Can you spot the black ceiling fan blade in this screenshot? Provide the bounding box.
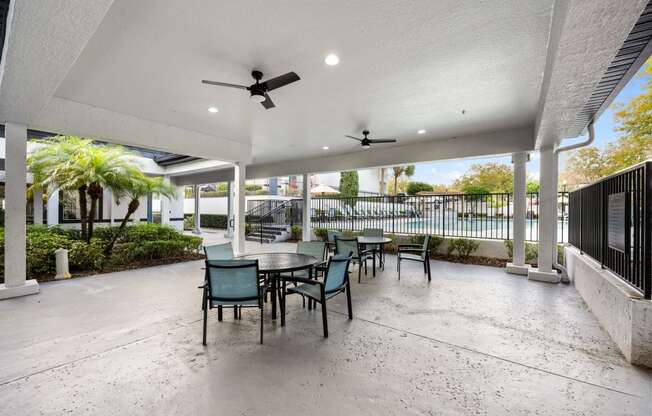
[202,80,248,90]
[368,139,397,144]
[261,93,276,109]
[261,72,300,91]
[345,135,363,142]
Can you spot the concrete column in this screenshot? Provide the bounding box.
[193,184,201,234]
[234,163,246,255]
[226,181,234,238]
[0,123,39,299]
[506,152,530,275]
[33,188,43,225]
[302,173,311,241]
[160,176,171,225]
[528,147,560,283]
[146,193,153,223]
[46,188,59,226]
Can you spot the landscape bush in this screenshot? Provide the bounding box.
[0,223,202,282]
[314,228,329,241]
[446,238,480,258]
[503,240,538,264]
[290,225,302,240]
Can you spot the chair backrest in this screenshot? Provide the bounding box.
[205,260,260,302]
[327,229,342,243]
[335,236,359,257]
[363,228,383,237]
[421,235,431,259]
[204,242,234,260]
[324,254,352,293]
[296,241,327,261]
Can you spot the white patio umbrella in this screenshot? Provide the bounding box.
[310,184,340,195]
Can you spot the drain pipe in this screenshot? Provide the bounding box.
[553,121,596,283]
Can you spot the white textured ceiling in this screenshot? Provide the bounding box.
[54,0,554,164]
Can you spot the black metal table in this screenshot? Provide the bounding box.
[236,252,320,320]
[357,236,393,272]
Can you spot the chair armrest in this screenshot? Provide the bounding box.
[283,276,324,286]
[398,248,426,255]
[397,244,422,249]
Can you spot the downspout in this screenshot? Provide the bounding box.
[553,121,596,283]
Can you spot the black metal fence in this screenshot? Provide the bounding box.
[311,192,569,243]
[568,161,651,299]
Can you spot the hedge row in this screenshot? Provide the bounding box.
[0,224,202,282]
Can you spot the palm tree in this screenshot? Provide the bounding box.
[28,136,142,242]
[104,175,175,255]
[391,165,415,195]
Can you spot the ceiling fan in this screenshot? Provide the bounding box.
[202,70,300,109]
[345,130,397,150]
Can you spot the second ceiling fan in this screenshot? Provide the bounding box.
[346,130,397,150]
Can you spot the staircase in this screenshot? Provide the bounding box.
[245,198,303,244]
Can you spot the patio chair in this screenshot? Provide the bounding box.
[280,241,328,307]
[335,235,373,282]
[201,260,266,345]
[283,254,353,337]
[363,228,385,265]
[203,242,234,260]
[397,235,431,281]
[326,229,342,253]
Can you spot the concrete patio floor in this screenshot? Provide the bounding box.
[1,235,651,415]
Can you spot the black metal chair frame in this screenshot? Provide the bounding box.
[397,236,432,281]
[281,254,353,337]
[334,236,374,282]
[200,260,266,345]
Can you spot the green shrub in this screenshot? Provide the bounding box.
[200,214,228,229]
[69,239,105,271]
[184,215,195,230]
[410,235,444,254]
[447,238,480,258]
[290,225,302,240]
[245,223,252,235]
[26,229,72,277]
[314,228,328,241]
[504,240,538,264]
[93,226,123,243]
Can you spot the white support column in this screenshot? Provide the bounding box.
[528,147,560,283]
[193,184,201,234]
[46,188,59,226]
[160,176,171,225]
[225,181,234,238]
[0,123,39,299]
[33,189,43,225]
[233,163,247,255]
[302,173,311,241]
[506,152,530,275]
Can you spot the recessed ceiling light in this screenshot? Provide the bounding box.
[208,107,219,113]
[418,129,426,134]
[322,146,329,150]
[324,54,340,66]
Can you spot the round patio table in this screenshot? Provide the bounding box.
[357,236,393,272]
[236,252,320,320]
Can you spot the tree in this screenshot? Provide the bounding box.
[391,165,415,195]
[28,136,142,242]
[105,175,175,254]
[339,171,359,206]
[526,180,540,193]
[406,181,433,195]
[453,163,513,193]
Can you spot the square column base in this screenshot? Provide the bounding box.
[0,279,40,300]
[528,268,560,283]
[505,262,532,276]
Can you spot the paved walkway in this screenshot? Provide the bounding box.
[0,234,650,415]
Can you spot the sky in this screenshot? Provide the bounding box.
[408,64,649,186]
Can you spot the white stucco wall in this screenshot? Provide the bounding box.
[565,246,652,368]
